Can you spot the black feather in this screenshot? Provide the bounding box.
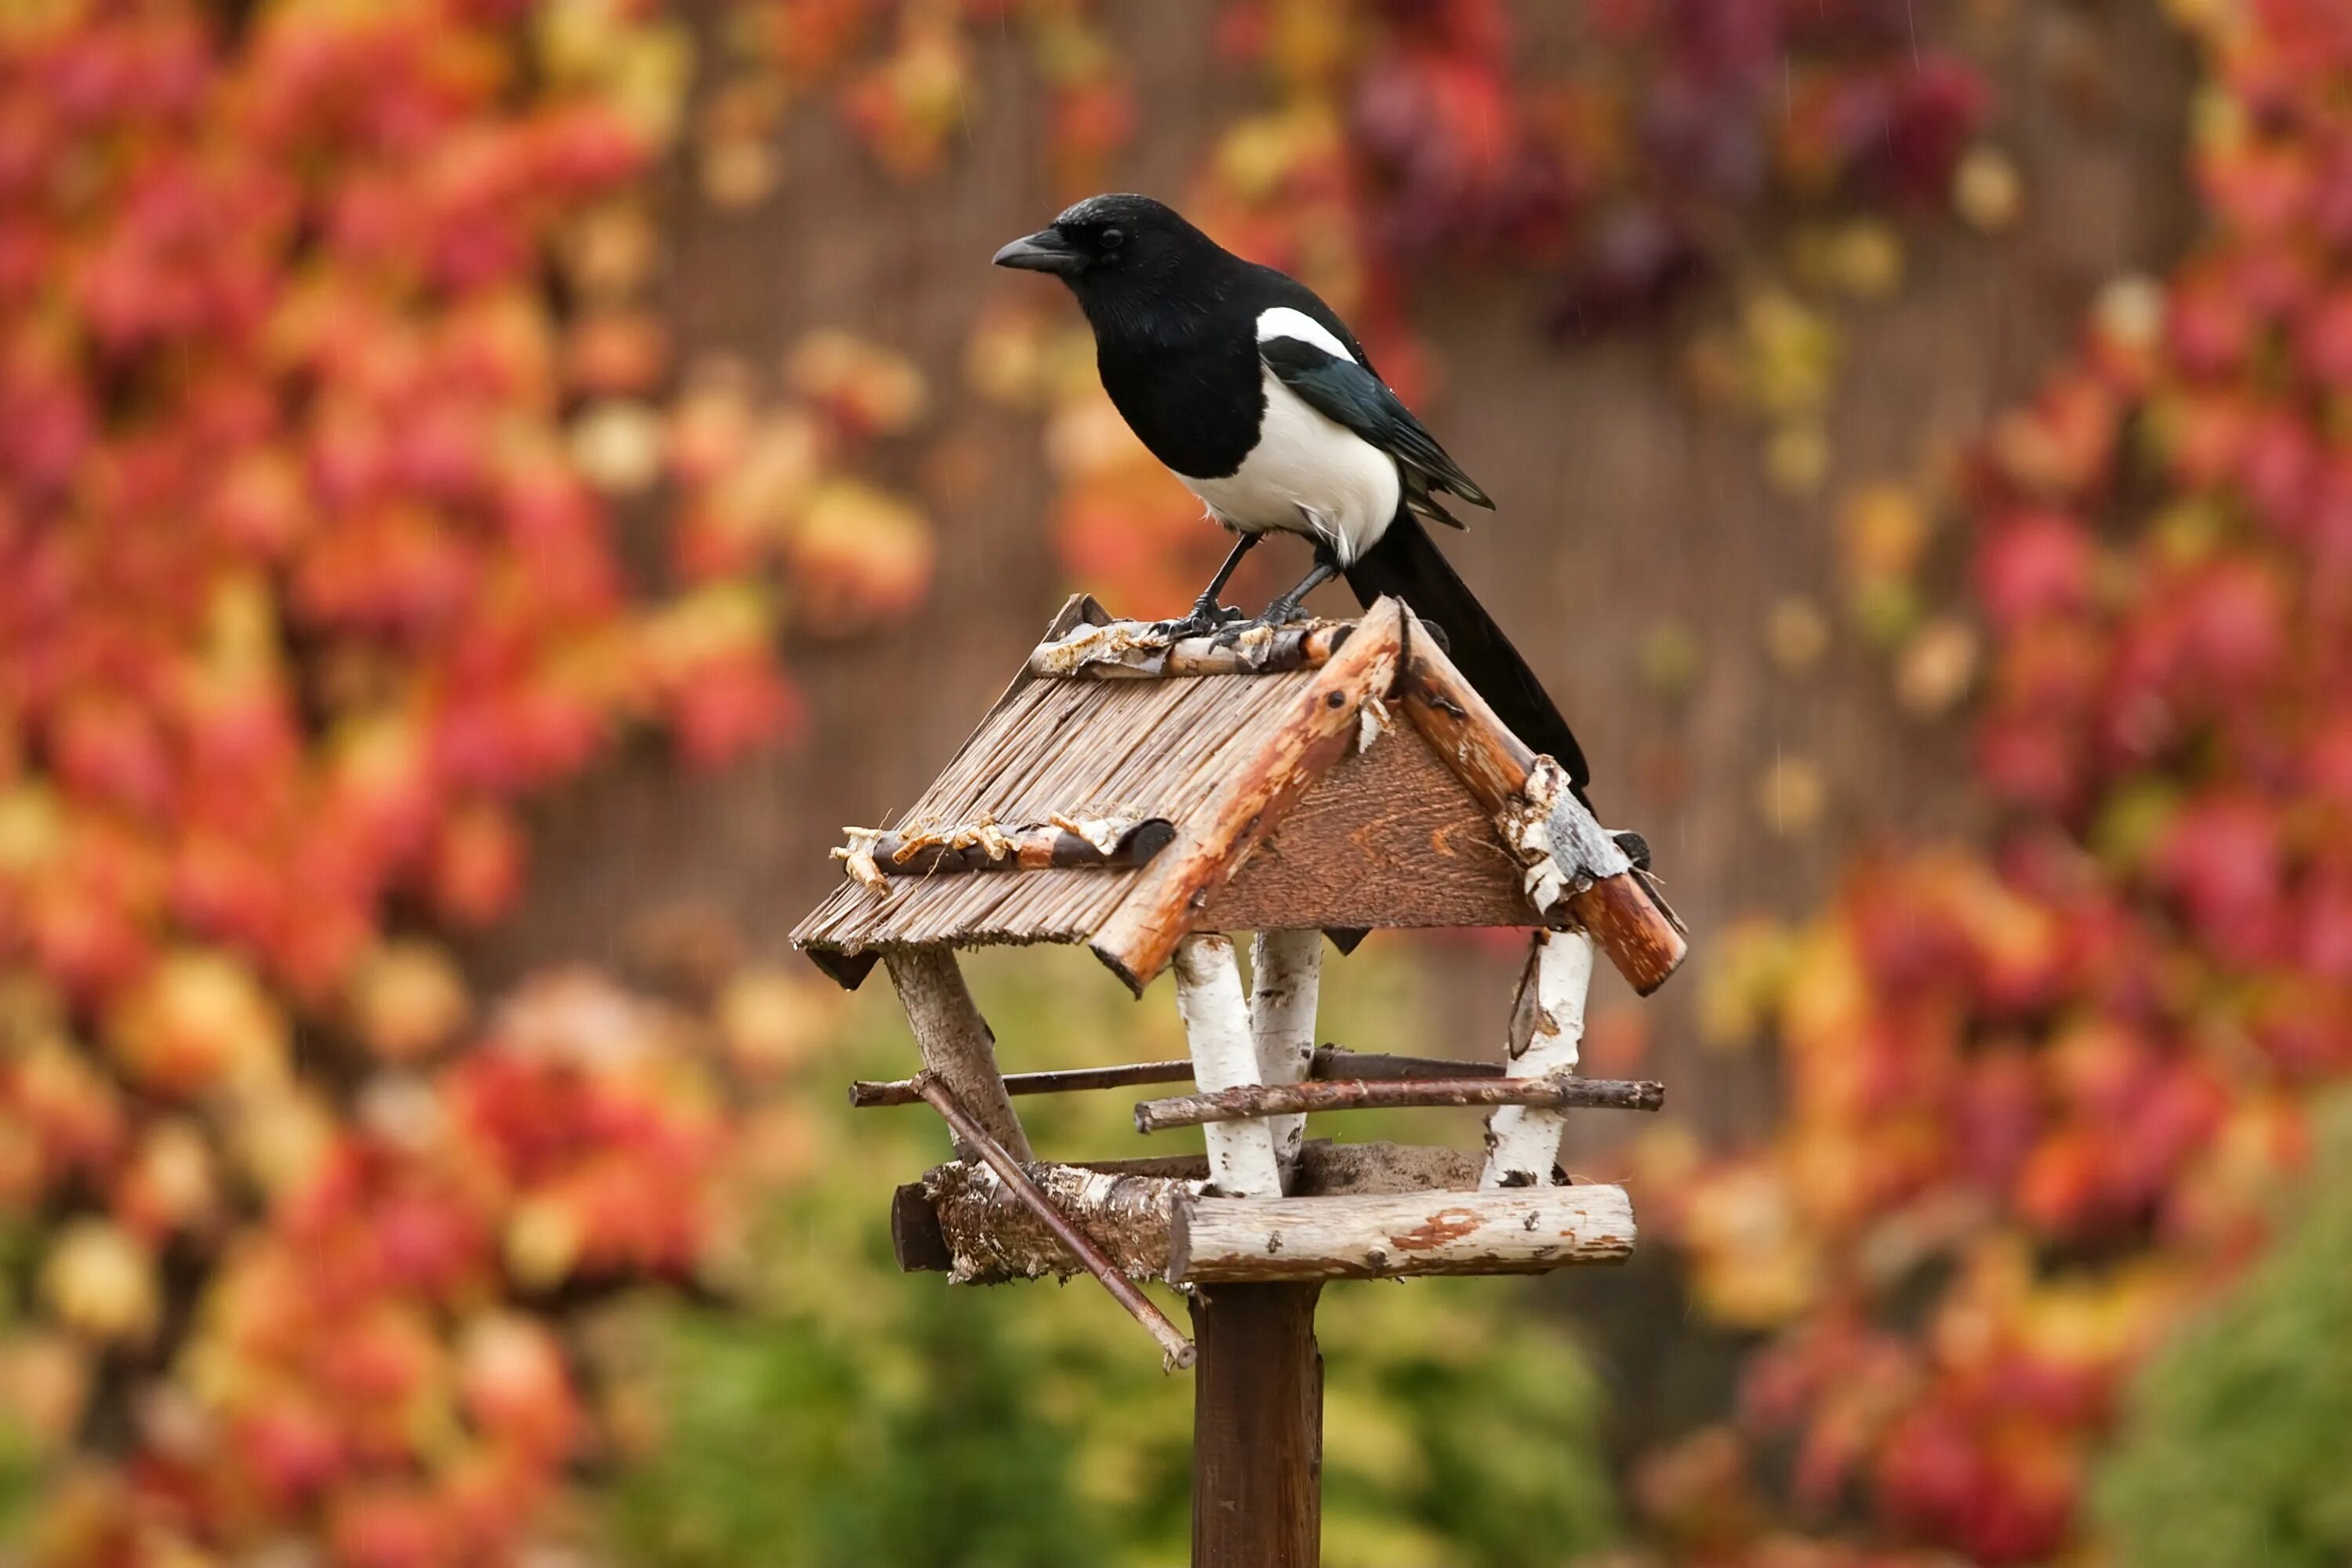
[1258,336,1494,510]
[1343,513,1592,806]
[1410,488,1470,530]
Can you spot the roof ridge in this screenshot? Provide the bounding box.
[1087,599,1411,992]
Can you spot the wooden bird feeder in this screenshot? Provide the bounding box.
[790,593,1689,1566]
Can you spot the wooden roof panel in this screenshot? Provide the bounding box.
[790,662,1331,957]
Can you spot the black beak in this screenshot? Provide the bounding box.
[992,228,1087,275]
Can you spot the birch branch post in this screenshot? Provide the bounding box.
[1481,930,1595,1189]
[1248,930,1323,1180]
[1173,934,1285,1198]
[883,946,1029,1163]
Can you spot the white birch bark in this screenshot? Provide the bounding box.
[1174,934,1284,1197]
[1479,929,1595,1189]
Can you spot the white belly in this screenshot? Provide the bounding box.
[1175,368,1401,565]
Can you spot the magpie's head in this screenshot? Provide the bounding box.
[992,194,1223,310]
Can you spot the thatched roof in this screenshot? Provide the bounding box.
[792,595,1551,993]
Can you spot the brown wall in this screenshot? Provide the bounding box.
[481,1,2193,1138]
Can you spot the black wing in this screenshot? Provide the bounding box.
[1258,334,1494,518]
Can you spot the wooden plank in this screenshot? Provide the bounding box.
[1191,1283,1322,1568]
[1167,1184,1637,1283]
[897,1142,1483,1282]
[1481,930,1596,1189]
[1309,1045,1500,1082]
[883,946,1030,1163]
[1199,731,1534,931]
[912,1159,1194,1283]
[1090,599,1409,993]
[1394,626,1688,994]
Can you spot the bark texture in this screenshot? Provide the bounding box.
[1172,933,1285,1198]
[1134,1071,1661,1134]
[1482,929,1596,1189]
[1248,929,1323,1179]
[1169,1184,1637,1283]
[884,946,1029,1162]
[1191,1283,1323,1568]
[1395,630,1686,993]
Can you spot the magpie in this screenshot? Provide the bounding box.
[993,191,1593,802]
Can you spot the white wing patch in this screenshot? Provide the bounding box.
[1254,307,1356,363]
[1170,305,1396,563]
[1173,366,1399,564]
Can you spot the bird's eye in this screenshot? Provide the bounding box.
[1099,227,1125,250]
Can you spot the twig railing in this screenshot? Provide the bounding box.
[848,1044,1514,1109]
[1132,1074,1663,1134]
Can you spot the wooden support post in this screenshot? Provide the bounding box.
[1481,930,1595,1189]
[1181,931,1317,1566]
[1248,930,1321,1182]
[1173,934,1285,1198]
[1191,1283,1322,1568]
[884,945,1031,1163]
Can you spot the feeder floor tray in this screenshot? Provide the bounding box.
[895,1141,1635,1287]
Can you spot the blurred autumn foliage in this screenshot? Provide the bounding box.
[8,0,2351,1565]
[2092,1093,2352,1568]
[0,0,931,1560]
[969,0,2002,612]
[1643,2,2352,1563]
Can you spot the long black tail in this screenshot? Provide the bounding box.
[1344,513,1593,807]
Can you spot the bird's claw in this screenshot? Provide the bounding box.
[1150,601,1247,643]
[1257,597,1309,631]
[1206,597,1307,649]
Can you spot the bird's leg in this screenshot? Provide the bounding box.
[1195,532,1258,617]
[1245,550,1340,632]
[1152,532,1258,641]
